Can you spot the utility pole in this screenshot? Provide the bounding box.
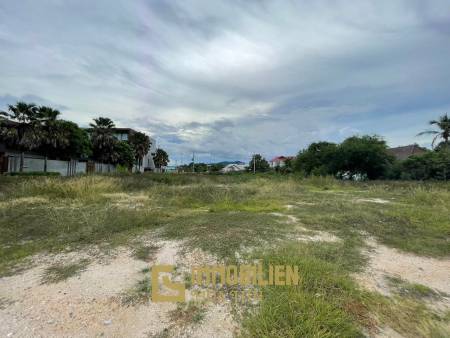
[253,154,256,174]
[192,152,195,173]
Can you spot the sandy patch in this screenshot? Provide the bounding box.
[296,232,340,243]
[354,238,450,311]
[295,201,316,206]
[271,213,340,243]
[0,239,238,338]
[375,326,405,338]
[101,192,151,209]
[355,198,391,204]
[168,302,237,338]
[270,212,299,224]
[0,196,49,209]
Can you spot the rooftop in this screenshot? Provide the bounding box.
[387,144,428,161]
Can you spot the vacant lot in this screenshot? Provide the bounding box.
[0,174,449,337]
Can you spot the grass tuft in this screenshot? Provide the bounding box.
[41,259,89,284]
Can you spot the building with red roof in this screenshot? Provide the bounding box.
[269,156,294,168]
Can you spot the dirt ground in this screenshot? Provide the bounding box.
[0,240,237,338]
[1,214,449,337]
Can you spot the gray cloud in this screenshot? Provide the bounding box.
[1,1,450,163]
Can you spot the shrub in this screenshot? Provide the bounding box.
[400,148,450,180]
[294,136,393,179]
[294,142,338,176]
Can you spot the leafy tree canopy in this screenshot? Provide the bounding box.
[115,141,135,168]
[335,135,393,179]
[294,142,338,176]
[248,154,270,172]
[153,148,169,168]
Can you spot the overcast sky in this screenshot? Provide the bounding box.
[1,1,449,164]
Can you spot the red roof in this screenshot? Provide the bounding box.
[270,156,294,162]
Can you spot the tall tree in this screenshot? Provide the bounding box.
[37,106,70,171]
[60,121,92,160]
[335,135,393,179]
[294,142,338,175]
[417,113,450,148]
[89,117,117,164]
[115,141,135,170]
[153,148,169,169]
[129,131,151,171]
[0,102,43,171]
[248,154,270,173]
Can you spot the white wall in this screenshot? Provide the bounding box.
[5,152,115,176]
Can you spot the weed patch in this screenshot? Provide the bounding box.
[41,259,89,284]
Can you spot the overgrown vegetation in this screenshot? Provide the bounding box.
[0,173,449,336]
[41,259,90,284]
[292,113,450,181]
[132,244,160,261]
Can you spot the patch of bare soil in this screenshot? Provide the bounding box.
[354,239,450,311]
[355,198,391,204]
[102,192,151,210]
[296,231,340,243]
[0,196,50,209]
[375,326,405,338]
[271,212,340,243]
[0,239,238,338]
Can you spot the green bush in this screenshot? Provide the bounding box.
[294,136,393,179]
[399,149,450,180]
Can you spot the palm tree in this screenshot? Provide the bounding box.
[38,106,70,172]
[0,102,43,171]
[38,106,61,121]
[153,148,169,171]
[129,131,151,171]
[417,113,450,148]
[89,117,117,167]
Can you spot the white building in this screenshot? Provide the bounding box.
[220,163,247,173]
[269,156,294,168]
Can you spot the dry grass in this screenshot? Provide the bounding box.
[1,173,449,337]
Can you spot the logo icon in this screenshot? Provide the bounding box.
[151,265,185,302]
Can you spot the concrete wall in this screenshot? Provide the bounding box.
[94,162,116,174]
[5,152,115,176]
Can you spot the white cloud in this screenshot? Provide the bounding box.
[0,0,449,163]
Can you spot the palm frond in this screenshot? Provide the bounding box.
[416,130,439,136]
[431,134,441,148]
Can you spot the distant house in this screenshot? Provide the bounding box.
[269,156,294,168]
[111,128,156,172]
[220,163,246,173]
[387,144,428,161]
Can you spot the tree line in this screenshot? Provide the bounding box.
[0,101,168,172]
[251,113,450,180]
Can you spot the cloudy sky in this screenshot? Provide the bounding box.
[1,1,449,164]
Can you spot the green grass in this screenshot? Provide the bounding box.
[41,259,90,284]
[132,244,160,261]
[121,275,152,306]
[0,173,449,336]
[160,211,295,259]
[169,302,206,326]
[241,242,449,338]
[385,276,443,299]
[240,241,370,337]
